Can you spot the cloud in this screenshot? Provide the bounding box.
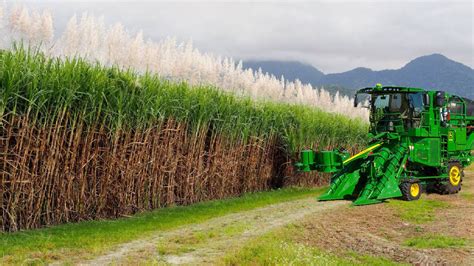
[17,0,474,72]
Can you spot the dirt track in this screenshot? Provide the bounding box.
[79,198,346,265]
[74,172,473,265]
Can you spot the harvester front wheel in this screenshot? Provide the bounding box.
[400,182,421,201]
[435,162,463,194]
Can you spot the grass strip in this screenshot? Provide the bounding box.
[222,224,405,266]
[387,199,449,224]
[0,187,325,264]
[403,235,470,249]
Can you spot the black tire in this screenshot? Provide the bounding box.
[435,162,463,194]
[400,181,422,201]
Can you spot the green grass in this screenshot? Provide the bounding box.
[222,224,405,266]
[404,235,469,249]
[387,199,449,224]
[345,252,408,266]
[0,187,325,264]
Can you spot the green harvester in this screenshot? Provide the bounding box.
[296,84,474,205]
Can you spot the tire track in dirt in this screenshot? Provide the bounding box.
[296,171,474,266]
[78,197,347,265]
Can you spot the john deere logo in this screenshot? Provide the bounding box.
[448,131,454,141]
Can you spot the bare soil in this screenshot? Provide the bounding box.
[294,171,474,265]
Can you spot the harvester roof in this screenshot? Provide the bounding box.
[357,84,474,117]
[357,85,426,94]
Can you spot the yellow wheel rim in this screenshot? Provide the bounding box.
[449,166,461,186]
[410,183,420,197]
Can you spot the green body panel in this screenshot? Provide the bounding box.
[318,169,362,201]
[296,85,474,205]
[296,150,315,172]
[295,150,349,173]
[468,134,474,151]
[410,138,440,167]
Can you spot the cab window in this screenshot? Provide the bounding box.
[449,100,464,114]
[408,93,425,118]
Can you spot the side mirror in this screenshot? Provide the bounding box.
[435,91,445,107]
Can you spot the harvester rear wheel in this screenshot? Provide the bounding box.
[435,162,463,194]
[400,181,421,201]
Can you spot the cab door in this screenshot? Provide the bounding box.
[447,98,466,151]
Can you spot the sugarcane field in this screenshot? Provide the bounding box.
[0,1,473,265]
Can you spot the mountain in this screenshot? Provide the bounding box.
[243,54,474,99]
[242,61,357,96]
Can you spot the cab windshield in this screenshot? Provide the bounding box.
[370,93,425,132]
[373,94,403,113]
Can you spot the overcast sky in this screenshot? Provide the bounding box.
[15,0,474,73]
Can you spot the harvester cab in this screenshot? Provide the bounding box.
[296,84,474,205]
